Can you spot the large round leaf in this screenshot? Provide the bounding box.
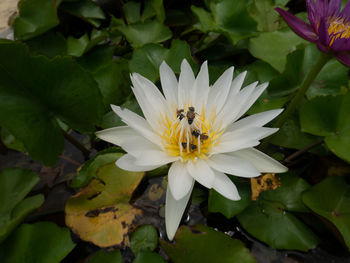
[161,225,256,263]
[302,176,350,250]
[0,168,44,242]
[0,222,76,263]
[65,153,145,247]
[300,94,350,162]
[0,40,104,165]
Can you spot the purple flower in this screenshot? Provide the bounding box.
[276,0,350,66]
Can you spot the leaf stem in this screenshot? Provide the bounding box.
[260,52,331,150]
[62,130,90,158]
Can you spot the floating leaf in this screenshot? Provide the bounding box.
[191,0,257,44]
[237,200,319,251]
[130,225,158,255]
[161,225,256,263]
[0,222,76,263]
[248,30,306,72]
[129,39,196,82]
[0,41,103,165]
[65,154,145,247]
[89,249,123,263]
[59,0,106,27]
[24,31,67,57]
[13,0,60,40]
[0,168,44,242]
[300,94,350,162]
[302,176,350,249]
[133,251,165,263]
[208,180,251,219]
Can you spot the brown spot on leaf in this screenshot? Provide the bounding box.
[251,173,281,200]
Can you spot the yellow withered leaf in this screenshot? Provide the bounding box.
[251,173,281,200]
[65,157,145,248]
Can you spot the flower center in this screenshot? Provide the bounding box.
[160,106,222,162]
[327,16,350,46]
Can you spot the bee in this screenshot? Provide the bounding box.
[186,106,196,125]
[177,109,185,121]
[192,130,208,141]
[181,142,197,151]
[192,130,200,138]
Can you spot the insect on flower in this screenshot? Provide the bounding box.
[96,59,288,240]
[276,0,350,66]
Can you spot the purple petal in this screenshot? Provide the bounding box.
[306,0,319,32]
[316,41,329,53]
[275,8,318,42]
[335,52,350,66]
[331,37,350,52]
[316,0,328,17]
[341,0,350,17]
[328,0,341,16]
[318,17,331,46]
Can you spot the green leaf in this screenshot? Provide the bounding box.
[71,148,123,188]
[59,0,105,27]
[24,31,67,57]
[161,225,256,263]
[0,168,44,242]
[13,0,60,40]
[112,18,172,48]
[0,41,104,165]
[260,173,310,212]
[0,222,75,263]
[248,0,289,32]
[248,30,306,72]
[129,39,196,82]
[89,250,123,263]
[270,114,324,150]
[133,251,165,263]
[208,180,251,218]
[77,45,115,72]
[237,200,319,251]
[300,94,350,162]
[1,128,25,152]
[130,225,158,255]
[123,1,141,24]
[302,176,350,250]
[192,0,257,44]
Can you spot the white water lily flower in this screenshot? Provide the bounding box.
[96,59,287,240]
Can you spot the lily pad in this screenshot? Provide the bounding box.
[129,39,196,82]
[89,249,123,263]
[130,225,158,255]
[13,0,60,40]
[302,176,350,249]
[133,251,165,263]
[237,173,319,251]
[65,154,145,247]
[161,225,256,263]
[191,0,257,44]
[208,180,251,219]
[0,40,103,165]
[0,168,44,242]
[300,94,350,162]
[0,222,76,263]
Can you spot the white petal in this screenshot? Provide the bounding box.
[134,150,179,166]
[116,154,161,171]
[230,71,247,95]
[186,159,215,188]
[192,61,209,113]
[206,66,234,115]
[120,136,162,158]
[111,105,162,147]
[235,82,268,121]
[165,182,194,241]
[96,126,138,146]
[226,109,283,132]
[168,161,194,200]
[160,61,178,107]
[178,59,195,108]
[229,148,288,173]
[212,171,241,201]
[214,81,257,131]
[207,154,260,178]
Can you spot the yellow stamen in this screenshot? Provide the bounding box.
[328,16,350,46]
